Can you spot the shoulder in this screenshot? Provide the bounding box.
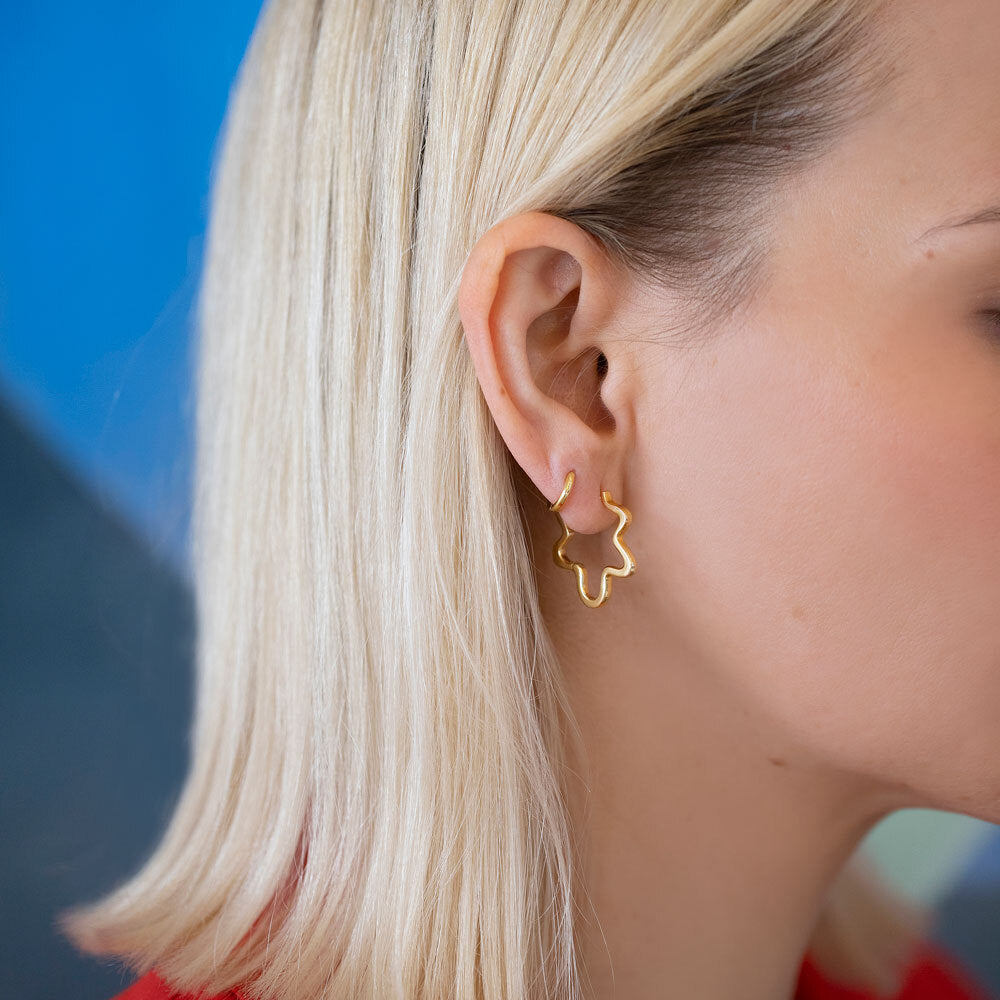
[108,969,245,1000]
[797,941,993,1000]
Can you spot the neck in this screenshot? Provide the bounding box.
[528,509,897,1000]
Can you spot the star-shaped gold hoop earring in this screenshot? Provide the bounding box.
[549,469,636,609]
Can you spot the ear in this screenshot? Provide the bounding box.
[457,211,635,535]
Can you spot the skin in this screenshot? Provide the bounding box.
[457,0,1000,998]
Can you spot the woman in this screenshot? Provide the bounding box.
[58,0,1000,997]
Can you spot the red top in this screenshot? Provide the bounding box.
[796,941,992,999]
[109,941,992,1000]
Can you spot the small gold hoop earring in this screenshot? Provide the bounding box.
[549,469,637,609]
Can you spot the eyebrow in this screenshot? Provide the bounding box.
[915,203,1000,243]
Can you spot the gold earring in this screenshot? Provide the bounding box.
[549,469,636,609]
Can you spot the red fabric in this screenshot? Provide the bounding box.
[108,968,243,1000]
[111,942,993,1000]
[795,941,993,1000]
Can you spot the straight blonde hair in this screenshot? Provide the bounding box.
[60,2,930,997]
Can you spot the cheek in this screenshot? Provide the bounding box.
[646,318,1000,809]
[835,337,1000,807]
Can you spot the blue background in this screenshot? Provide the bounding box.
[0,1,263,574]
[0,4,262,998]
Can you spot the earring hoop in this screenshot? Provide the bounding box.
[549,469,636,609]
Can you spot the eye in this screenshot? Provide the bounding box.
[980,309,1000,347]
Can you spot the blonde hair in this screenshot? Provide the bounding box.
[59,1,930,997]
